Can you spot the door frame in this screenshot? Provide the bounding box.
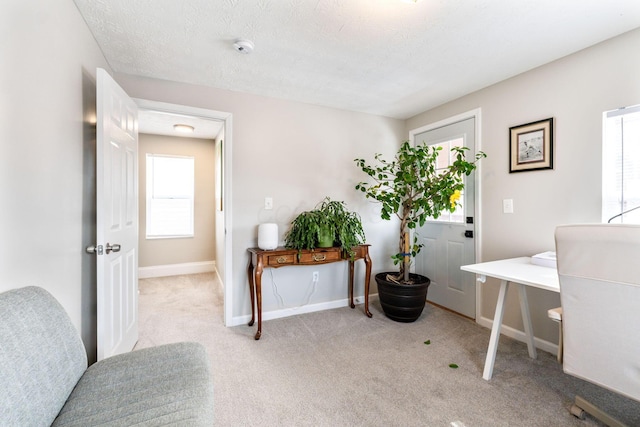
[408,108,483,320]
[134,98,234,328]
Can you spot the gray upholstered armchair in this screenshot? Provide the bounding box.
[0,286,214,426]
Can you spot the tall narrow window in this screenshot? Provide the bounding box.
[427,137,465,223]
[146,154,195,238]
[602,105,640,224]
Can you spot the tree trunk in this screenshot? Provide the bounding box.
[399,203,411,283]
[403,231,410,282]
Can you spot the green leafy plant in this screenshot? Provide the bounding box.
[284,210,325,252]
[284,197,366,257]
[355,141,485,283]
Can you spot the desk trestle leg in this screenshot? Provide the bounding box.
[483,280,509,380]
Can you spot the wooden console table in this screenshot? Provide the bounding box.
[247,245,372,340]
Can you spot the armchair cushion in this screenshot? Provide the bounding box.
[52,342,213,427]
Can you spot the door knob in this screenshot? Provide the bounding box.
[105,243,121,254]
[86,245,103,255]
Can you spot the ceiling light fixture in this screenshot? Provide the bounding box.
[173,124,194,133]
[233,39,254,54]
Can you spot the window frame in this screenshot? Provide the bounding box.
[602,104,640,224]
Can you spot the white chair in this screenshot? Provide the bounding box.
[554,224,640,426]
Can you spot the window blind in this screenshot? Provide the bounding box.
[146,154,195,238]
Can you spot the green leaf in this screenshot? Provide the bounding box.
[449,363,458,369]
[424,340,431,345]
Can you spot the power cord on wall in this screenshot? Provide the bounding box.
[268,268,285,307]
[269,268,319,310]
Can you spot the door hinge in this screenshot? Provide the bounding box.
[86,244,103,255]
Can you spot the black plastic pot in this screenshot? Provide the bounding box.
[375,272,430,322]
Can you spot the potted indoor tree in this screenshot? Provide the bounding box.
[284,197,366,258]
[355,141,485,322]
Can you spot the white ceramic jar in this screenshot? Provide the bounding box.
[257,223,278,250]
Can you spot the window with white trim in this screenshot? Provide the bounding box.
[602,105,640,224]
[146,154,195,238]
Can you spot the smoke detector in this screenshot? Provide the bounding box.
[233,39,254,54]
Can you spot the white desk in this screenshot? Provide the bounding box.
[461,257,559,380]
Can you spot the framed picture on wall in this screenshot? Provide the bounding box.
[509,117,554,172]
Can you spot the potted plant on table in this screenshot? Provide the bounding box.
[284,197,366,258]
[355,141,485,322]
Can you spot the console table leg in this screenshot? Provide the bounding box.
[247,258,255,327]
[348,260,355,309]
[364,250,372,318]
[254,267,263,340]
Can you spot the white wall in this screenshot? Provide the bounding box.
[114,73,405,323]
[0,0,111,362]
[406,28,640,346]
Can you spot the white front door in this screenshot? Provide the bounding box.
[413,117,477,318]
[96,68,139,360]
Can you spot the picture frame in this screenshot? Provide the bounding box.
[509,117,554,173]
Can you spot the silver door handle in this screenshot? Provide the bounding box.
[105,243,121,254]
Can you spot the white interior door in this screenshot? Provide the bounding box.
[96,68,139,360]
[413,117,477,318]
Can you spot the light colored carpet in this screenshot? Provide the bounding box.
[135,273,640,426]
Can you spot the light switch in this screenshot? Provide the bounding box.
[503,199,514,214]
[265,197,273,210]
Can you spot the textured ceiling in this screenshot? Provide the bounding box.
[74,0,640,120]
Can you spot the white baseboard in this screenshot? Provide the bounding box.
[230,297,366,327]
[477,315,559,356]
[138,261,216,279]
